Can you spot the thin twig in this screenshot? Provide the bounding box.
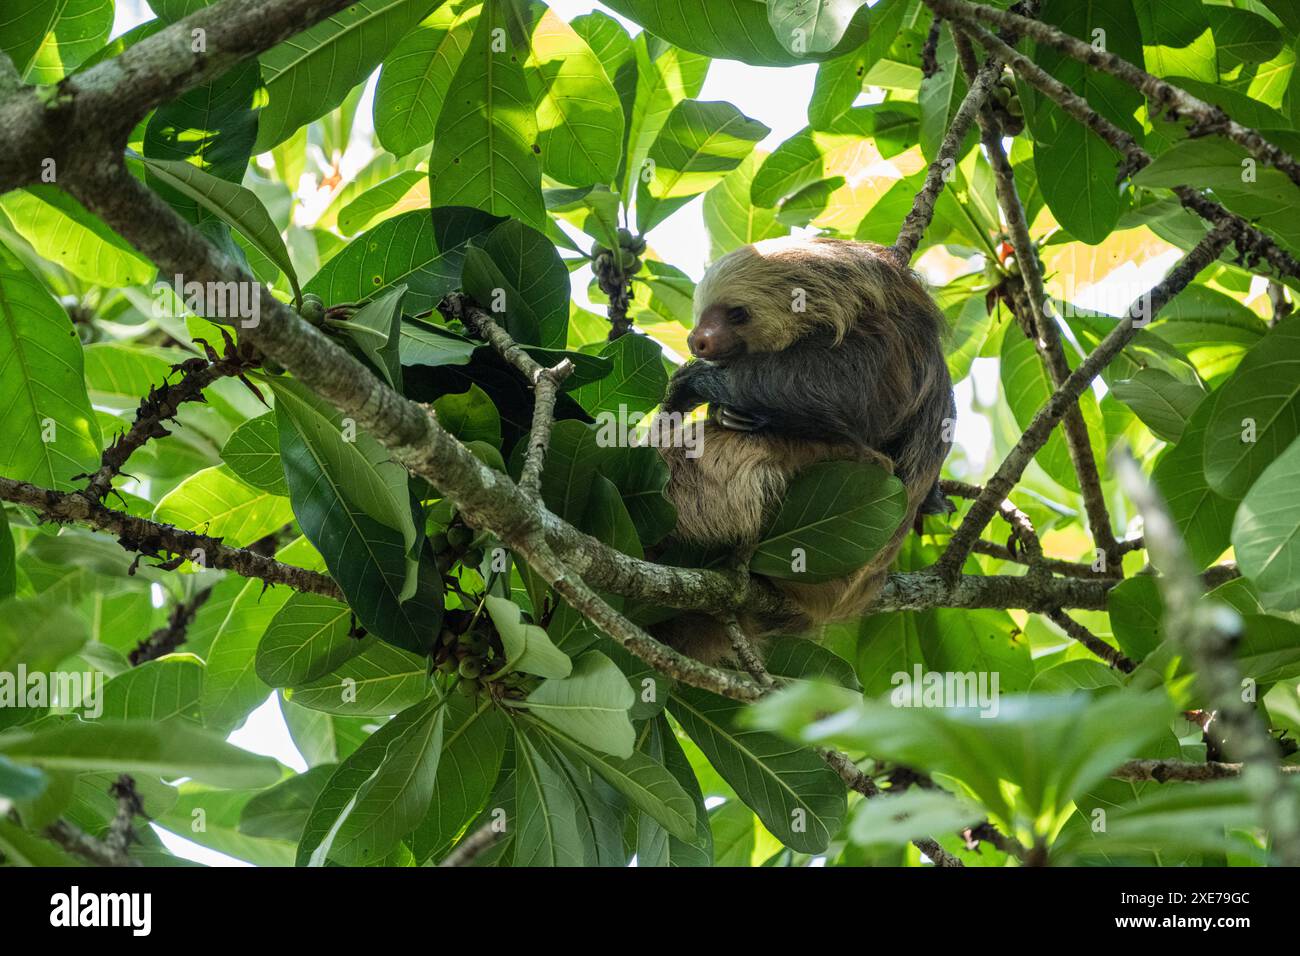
[130,586,215,665]
[724,617,775,689]
[1045,608,1134,672]
[0,476,340,599]
[929,0,1300,190]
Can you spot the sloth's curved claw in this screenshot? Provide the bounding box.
[716,405,765,432]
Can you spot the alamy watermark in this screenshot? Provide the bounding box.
[0,666,104,718]
[152,274,261,328]
[890,665,1001,718]
[594,406,704,458]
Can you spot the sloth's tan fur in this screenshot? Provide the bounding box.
[655,237,950,663]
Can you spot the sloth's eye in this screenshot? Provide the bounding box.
[727,306,751,325]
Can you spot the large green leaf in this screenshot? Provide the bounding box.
[511,724,590,866]
[329,697,445,864]
[1152,394,1240,569]
[254,0,442,151]
[633,716,711,865]
[257,592,371,687]
[751,460,907,582]
[637,99,769,231]
[287,640,430,716]
[570,331,669,419]
[427,0,545,227]
[296,694,436,865]
[460,218,569,348]
[408,693,509,862]
[0,186,153,286]
[621,34,710,199]
[135,154,302,305]
[1232,436,1300,610]
[0,243,101,489]
[276,407,442,655]
[1203,318,1300,498]
[0,720,280,789]
[766,0,863,57]
[153,464,295,548]
[518,651,636,758]
[221,413,288,496]
[670,686,846,853]
[600,0,868,66]
[522,2,625,187]
[374,0,481,156]
[100,655,204,723]
[702,151,787,259]
[201,577,291,733]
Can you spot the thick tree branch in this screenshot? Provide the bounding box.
[0,0,354,193]
[929,0,1300,190]
[1115,451,1300,865]
[0,476,340,598]
[937,221,1236,580]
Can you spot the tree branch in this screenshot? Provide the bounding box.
[0,476,340,598]
[1111,759,1300,783]
[937,221,1236,580]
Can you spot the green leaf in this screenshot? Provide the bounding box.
[486,595,572,679]
[751,460,907,582]
[374,0,481,156]
[297,693,436,865]
[304,209,481,314]
[427,0,545,228]
[766,0,862,57]
[620,34,709,199]
[431,384,501,445]
[0,506,13,600]
[0,186,153,286]
[1232,436,1300,610]
[1204,318,1300,498]
[239,765,335,841]
[201,577,290,733]
[329,697,445,864]
[143,59,260,185]
[633,716,711,865]
[702,151,787,259]
[336,285,406,389]
[336,171,431,236]
[460,218,570,348]
[399,316,478,367]
[221,413,288,496]
[670,685,846,853]
[0,720,281,789]
[134,154,302,305]
[287,641,430,716]
[257,592,371,687]
[522,2,625,187]
[519,651,636,758]
[15,0,113,83]
[1132,0,1215,81]
[0,754,46,800]
[1107,575,1165,661]
[570,331,669,419]
[763,636,861,690]
[1110,368,1206,443]
[154,464,295,548]
[1153,394,1239,569]
[850,788,983,849]
[254,0,442,151]
[0,241,101,488]
[408,693,509,861]
[0,597,88,676]
[601,0,868,66]
[637,99,769,231]
[1001,326,1106,493]
[101,655,205,723]
[512,725,590,866]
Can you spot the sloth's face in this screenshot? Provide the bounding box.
[687,302,751,362]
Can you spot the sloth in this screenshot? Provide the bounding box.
[653,236,955,663]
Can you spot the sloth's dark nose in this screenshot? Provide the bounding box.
[689,327,717,358]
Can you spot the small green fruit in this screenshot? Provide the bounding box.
[459,658,483,680]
